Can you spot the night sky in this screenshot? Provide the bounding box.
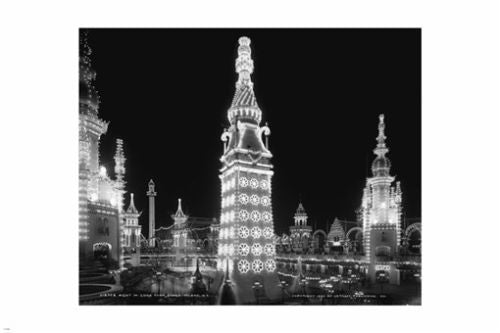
[86,28,421,236]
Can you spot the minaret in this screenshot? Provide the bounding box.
[219,37,279,303]
[361,114,403,283]
[146,179,157,247]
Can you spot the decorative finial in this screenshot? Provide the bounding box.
[127,192,138,213]
[235,36,254,88]
[173,198,187,219]
[374,114,389,157]
[147,179,157,196]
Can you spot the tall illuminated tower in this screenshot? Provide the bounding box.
[219,37,278,302]
[361,114,403,283]
[79,31,109,243]
[146,179,157,247]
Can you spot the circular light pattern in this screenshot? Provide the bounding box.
[261,196,270,206]
[263,227,273,239]
[250,194,259,206]
[250,227,262,239]
[239,177,249,188]
[252,259,264,273]
[251,243,262,256]
[239,209,249,221]
[262,211,272,223]
[238,243,249,256]
[250,211,261,223]
[260,179,269,190]
[250,178,259,189]
[264,259,276,272]
[238,259,250,273]
[239,193,249,205]
[238,226,249,238]
[264,243,275,256]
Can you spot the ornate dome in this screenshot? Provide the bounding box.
[371,155,391,177]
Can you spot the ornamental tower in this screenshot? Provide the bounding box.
[219,37,278,302]
[289,202,312,253]
[171,198,189,256]
[123,193,142,250]
[361,115,403,282]
[146,179,157,247]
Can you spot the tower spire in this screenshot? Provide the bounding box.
[175,198,185,218]
[235,37,254,89]
[228,37,261,125]
[172,198,188,225]
[374,114,389,157]
[127,193,138,214]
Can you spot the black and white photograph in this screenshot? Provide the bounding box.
[1,1,499,332]
[79,28,421,305]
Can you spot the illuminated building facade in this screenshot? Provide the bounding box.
[79,32,125,264]
[361,114,403,282]
[218,37,279,301]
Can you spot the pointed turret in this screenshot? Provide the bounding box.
[294,202,308,226]
[172,198,188,225]
[126,193,139,214]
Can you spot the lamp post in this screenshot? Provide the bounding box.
[252,281,263,304]
[414,272,421,295]
[278,281,289,303]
